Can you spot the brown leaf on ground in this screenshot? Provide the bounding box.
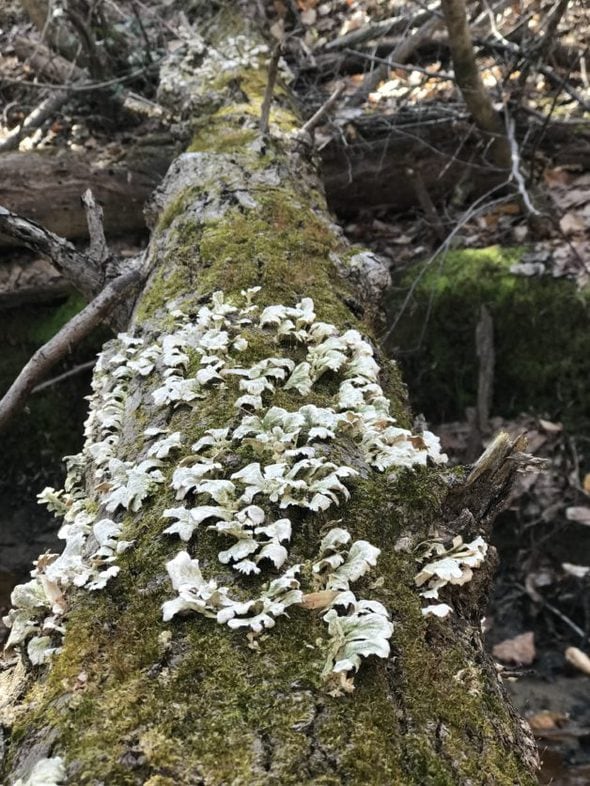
[528,710,569,731]
[492,631,536,665]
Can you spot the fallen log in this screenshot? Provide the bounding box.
[0,136,178,246]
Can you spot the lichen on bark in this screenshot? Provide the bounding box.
[0,8,538,786]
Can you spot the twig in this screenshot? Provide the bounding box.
[516,584,586,639]
[260,44,282,136]
[131,0,154,65]
[324,9,436,51]
[505,112,541,215]
[299,83,345,136]
[65,4,106,81]
[0,61,160,91]
[479,37,590,112]
[32,359,96,393]
[0,268,143,432]
[343,48,455,81]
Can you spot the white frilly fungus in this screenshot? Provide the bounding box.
[4,287,467,693]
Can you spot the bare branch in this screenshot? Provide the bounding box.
[299,83,345,136]
[0,205,103,300]
[0,267,144,432]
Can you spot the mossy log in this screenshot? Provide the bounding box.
[386,247,590,429]
[0,10,538,786]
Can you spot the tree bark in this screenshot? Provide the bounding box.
[0,8,538,785]
[440,0,511,170]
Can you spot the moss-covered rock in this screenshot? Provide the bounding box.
[386,247,590,427]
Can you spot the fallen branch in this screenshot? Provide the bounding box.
[323,9,436,52]
[0,205,105,300]
[348,15,443,106]
[0,90,70,153]
[0,267,143,432]
[299,83,345,136]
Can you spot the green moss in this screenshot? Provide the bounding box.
[386,246,590,428]
[29,293,86,344]
[188,125,258,154]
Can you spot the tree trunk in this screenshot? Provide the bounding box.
[0,8,538,786]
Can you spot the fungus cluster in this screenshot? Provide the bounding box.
[4,287,481,690]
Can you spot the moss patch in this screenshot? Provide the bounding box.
[386,246,590,428]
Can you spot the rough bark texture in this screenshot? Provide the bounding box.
[0,9,538,786]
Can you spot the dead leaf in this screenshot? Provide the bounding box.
[565,646,590,675]
[559,213,586,235]
[583,474,590,494]
[299,590,340,611]
[528,710,569,731]
[492,631,536,665]
[566,507,590,526]
[301,8,317,25]
[544,166,575,188]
